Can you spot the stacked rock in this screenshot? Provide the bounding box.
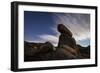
[57,24,76,49]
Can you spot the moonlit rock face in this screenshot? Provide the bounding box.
[57,24,72,37]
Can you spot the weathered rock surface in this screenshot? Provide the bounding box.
[58,33,76,48]
[36,42,56,54]
[58,24,76,49]
[58,24,73,37]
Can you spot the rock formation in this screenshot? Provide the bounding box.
[36,41,56,54]
[58,24,76,49]
[58,24,73,37]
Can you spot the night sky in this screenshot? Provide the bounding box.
[24,11,90,47]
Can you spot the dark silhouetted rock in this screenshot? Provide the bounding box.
[57,24,76,49]
[77,45,90,58]
[57,24,81,58]
[58,24,72,37]
[58,33,76,49]
[36,41,56,54]
[24,41,44,61]
[24,41,37,57]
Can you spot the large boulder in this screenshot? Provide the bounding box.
[58,24,73,37]
[58,33,76,49]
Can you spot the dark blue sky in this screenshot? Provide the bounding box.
[24,11,56,41]
[24,11,90,47]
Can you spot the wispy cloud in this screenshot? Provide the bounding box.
[52,13,90,46]
[27,13,90,47]
[39,34,59,46]
[28,34,59,46]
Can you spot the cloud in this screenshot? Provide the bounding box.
[52,13,90,46]
[28,13,90,47]
[28,34,59,46]
[39,34,59,46]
